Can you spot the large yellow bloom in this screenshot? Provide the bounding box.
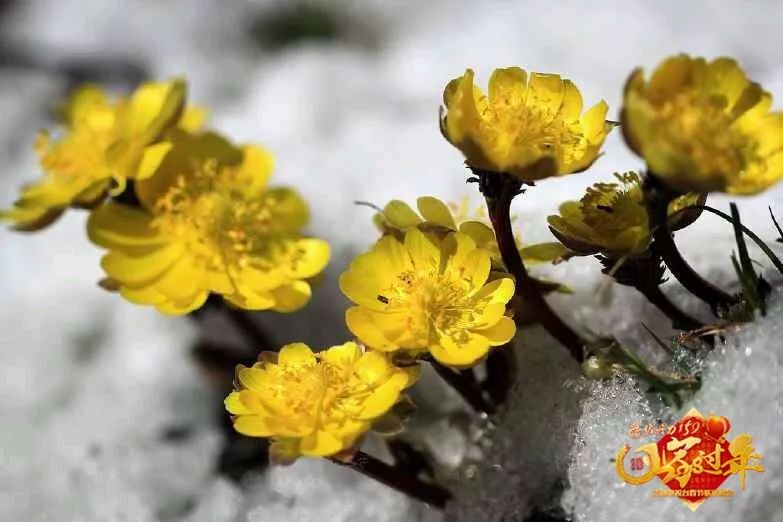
[547,172,702,257]
[225,342,418,462]
[87,132,330,315]
[1,79,203,230]
[441,67,612,181]
[623,54,783,195]
[340,228,516,367]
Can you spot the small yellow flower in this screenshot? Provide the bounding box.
[441,67,612,181]
[622,54,783,195]
[339,228,516,367]
[547,172,702,257]
[225,341,418,462]
[87,132,330,315]
[1,79,203,230]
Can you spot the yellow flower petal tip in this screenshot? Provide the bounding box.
[87,132,330,315]
[441,66,613,181]
[622,54,783,195]
[225,341,417,461]
[372,195,565,269]
[340,228,517,368]
[2,79,205,230]
[547,172,702,258]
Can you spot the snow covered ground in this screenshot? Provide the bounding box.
[1,1,783,520]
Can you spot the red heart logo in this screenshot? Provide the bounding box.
[705,415,730,440]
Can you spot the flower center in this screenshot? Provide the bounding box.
[581,174,648,237]
[380,268,478,347]
[150,161,284,273]
[654,92,754,175]
[36,116,114,188]
[269,362,380,431]
[483,94,587,165]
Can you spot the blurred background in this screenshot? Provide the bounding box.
[2,1,783,521]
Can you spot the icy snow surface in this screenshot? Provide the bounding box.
[1,1,783,521]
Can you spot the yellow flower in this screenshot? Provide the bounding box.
[622,54,783,195]
[373,196,568,267]
[441,67,612,181]
[1,79,203,230]
[339,228,516,367]
[225,342,418,462]
[547,172,702,257]
[87,132,330,315]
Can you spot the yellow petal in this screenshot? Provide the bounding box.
[100,243,183,285]
[63,85,110,125]
[225,391,252,415]
[383,200,422,229]
[459,221,495,248]
[416,196,456,229]
[345,307,400,351]
[234,266,285,293]
[278,343,317,366]
[203,269,234,295]
[648,54,694,96]
[446,69,479,143]
[118,285,166,305]
[475,316,516,345]
[449,243,491,288]
[404,228,440,271]
[225,286,276,311]
[237,365,266,390]
[354,351,392,384]
[339,236,408,309]
[285,238,330,279]
[126,78,186,143]
[233,416,274,437]
[528,73,565,123]
[237,145,275,190]
[707,57,748,109]
[299,430,345,457]
[430,331,491,368]
[488,67,528,106]
[1,205,64,231]
[179,105,207,132]
[136,141,173,180]
[475,277,515,303]
[357,378,406,420]
[270,281,312,313]
[87,202,166,249]
[581,100,610,141]
[154,291,209,315]
[320,342,362,368]
[471,302,508,328]
[559,79,584,120]
[146,256,205,300]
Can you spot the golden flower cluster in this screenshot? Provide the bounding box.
[441,67,613,181]
[623,55,783,195]
[6,52,781,467]
[226,342,418,462]
[3,80,329,315]
[2,81,200,229]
